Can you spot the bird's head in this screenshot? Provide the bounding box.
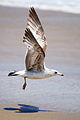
[50,69,64,76]
[54,70,64,76]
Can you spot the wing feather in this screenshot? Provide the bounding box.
[23,28,45,72]
[23,7,47,72]
[27,7,47,52]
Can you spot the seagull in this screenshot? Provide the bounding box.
[8,7,64,90]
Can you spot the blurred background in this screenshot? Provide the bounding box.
[0,0,80,112]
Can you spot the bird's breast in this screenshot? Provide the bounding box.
[24,71,52,79]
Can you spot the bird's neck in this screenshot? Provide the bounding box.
[45,67,55,76]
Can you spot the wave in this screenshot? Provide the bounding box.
[0,0,80,14]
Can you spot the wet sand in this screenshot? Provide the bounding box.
[0,108,80,120]
[0,6,80,120]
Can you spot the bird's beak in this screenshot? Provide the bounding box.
[57,72,64,76]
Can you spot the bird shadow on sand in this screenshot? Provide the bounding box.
[4,104,53,113]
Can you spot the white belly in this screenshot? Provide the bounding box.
[17,68,54,79]
[24,71,52,79]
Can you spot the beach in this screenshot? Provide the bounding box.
[0,6,80,120]
[0,108,80,120]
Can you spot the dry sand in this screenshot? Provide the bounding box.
[0,6,80,120]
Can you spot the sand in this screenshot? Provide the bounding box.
[0,5,80,120]
[0,108,80,120]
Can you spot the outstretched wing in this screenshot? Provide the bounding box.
[23,28,45,72]
[23,7,47,72]
[27,7,47,52]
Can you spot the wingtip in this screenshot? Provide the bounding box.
[8,71,17,76]
[29,7,35,13]
[30,6,34,10]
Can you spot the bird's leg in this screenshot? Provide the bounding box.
[22,77,27,90]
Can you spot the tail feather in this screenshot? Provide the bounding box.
[8,71,18,76]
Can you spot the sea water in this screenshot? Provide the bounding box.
[0,0,80,14]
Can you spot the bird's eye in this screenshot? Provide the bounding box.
[55,72,57,74]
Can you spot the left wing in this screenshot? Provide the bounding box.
[23,28,45,72]
[27,7,47,52]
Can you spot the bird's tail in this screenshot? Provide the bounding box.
[8,71,18,76]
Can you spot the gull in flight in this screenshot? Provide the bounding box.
[8,7,64,90]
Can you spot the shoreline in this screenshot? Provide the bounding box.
[0,5,80,15]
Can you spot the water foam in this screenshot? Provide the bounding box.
[0,0,80,14]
